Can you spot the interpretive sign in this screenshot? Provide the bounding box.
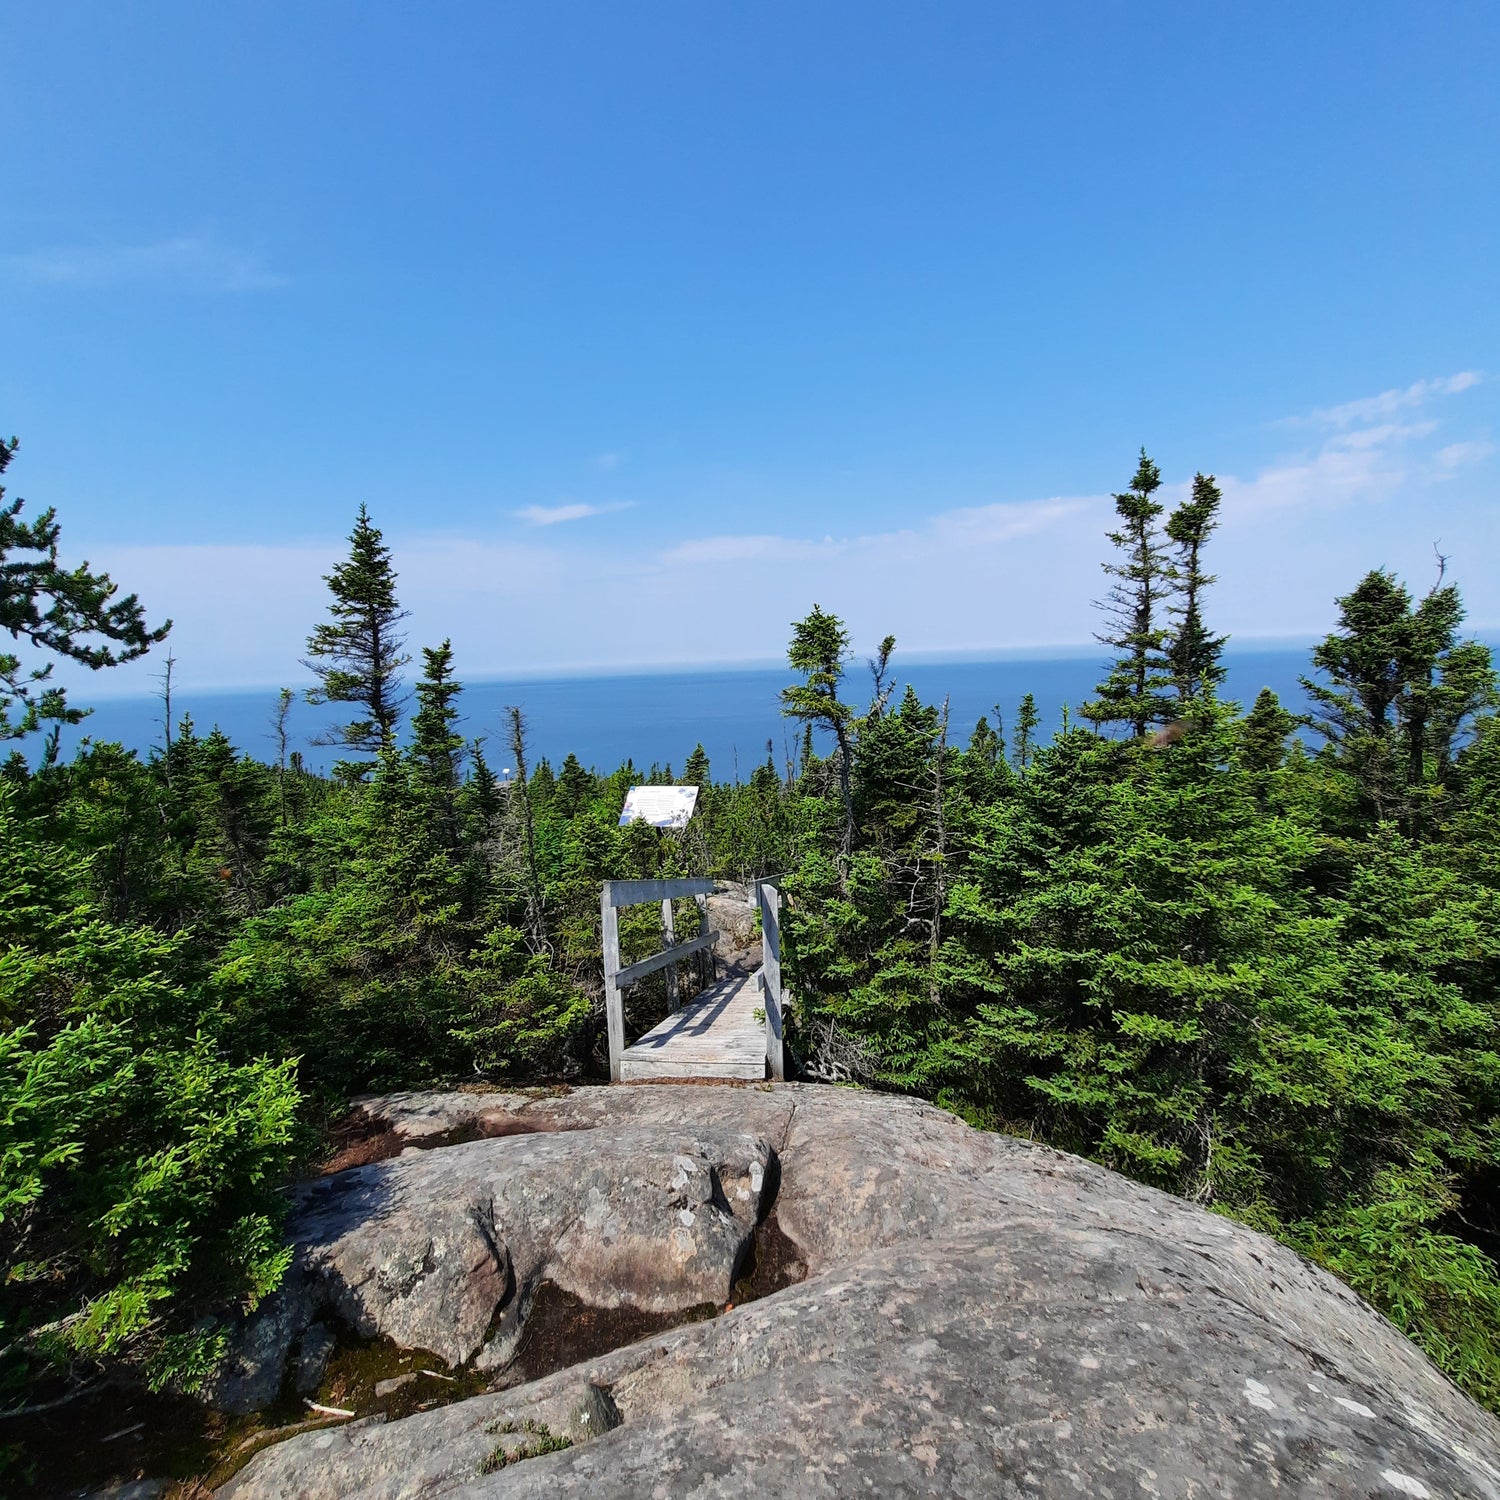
[618,784,699,830]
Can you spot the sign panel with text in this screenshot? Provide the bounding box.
[618,784,699,830]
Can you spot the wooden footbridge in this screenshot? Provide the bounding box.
[602,878,785,1083]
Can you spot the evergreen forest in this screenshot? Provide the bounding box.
[4,438,1499,1440]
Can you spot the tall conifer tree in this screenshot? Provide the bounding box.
[1013,692,1040,769]
[0,437,171,739]
[1165,473,1228,701]
[781,605,856,865]
[1083,451,1176,736]
[409,640,465,847]
[305,505,410,771]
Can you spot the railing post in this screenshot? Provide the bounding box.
[760,881,785,1081]
[603,883,624,1083]
[695,893,710,989]
[661,897,679,1012]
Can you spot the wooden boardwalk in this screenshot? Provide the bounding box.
[603,876,784,1083]
[619,969,766,1082]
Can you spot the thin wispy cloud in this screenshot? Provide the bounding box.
[1231,374,1492,516]
[932,497,1091,544]
[660,496,1092,569]
[1,233,286,292]
[663,533,820,566]
[1436,439,1497,471]
[1302,371,1481,429]
[595,452,623,471]
[515,500,634,527]
[68,360,1498,692]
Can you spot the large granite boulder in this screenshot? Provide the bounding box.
[206,1119,773,1411]
[219,1084,1500,1498]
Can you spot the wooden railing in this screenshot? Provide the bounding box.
[752,879,786,1081]
[602,877,718,1082]
[601,876,787,1082]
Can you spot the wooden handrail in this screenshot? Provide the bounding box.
[602,875,787,1082]
[613,928,720,990]
[603,877,717,907]
[758,881,785,1081]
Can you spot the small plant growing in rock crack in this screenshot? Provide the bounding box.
[479,1419,572,1473]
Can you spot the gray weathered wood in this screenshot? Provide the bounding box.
[760,882,785,1081]
[602,893,624,1083]
[619,971,767,1082]
[603,877,717,908]
[613,927,720,991]
[694,893,711,988]
[661,897,679,1011]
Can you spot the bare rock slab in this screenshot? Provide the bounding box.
[206,1121,772,1411]
[219,1085,1500,1497]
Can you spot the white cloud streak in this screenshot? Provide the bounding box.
[1,233,285,292]
[1302,371,1481,428]
[57,371,1498,694]
[1225,374,1492,517]
[1436,439,1496,471]
[516,500,635,526]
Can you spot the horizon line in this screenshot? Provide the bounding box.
[53,629,1438,703]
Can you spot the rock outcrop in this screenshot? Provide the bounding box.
[219,1084,1500,1498]
[207,1116,773,1411]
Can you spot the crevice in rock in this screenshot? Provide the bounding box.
[502,1283,720,1388]
[730,1208,808,1305]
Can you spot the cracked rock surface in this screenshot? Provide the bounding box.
[219,1084,1500,1498]
[205,1118,772,1411]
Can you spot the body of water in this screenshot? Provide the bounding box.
[59,648,1329,779]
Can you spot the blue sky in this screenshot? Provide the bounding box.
[3,3,1497,692]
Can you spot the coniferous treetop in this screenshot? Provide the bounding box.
[304,504,411,770]
[0,437,171,740]
[1083,450,1177,736]
[1165,472,1229,701]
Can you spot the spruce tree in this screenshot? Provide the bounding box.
[0,437,171,739]
[683,743,710,786]
[781,604,856,862]
[1013,692,1040,770]
[305,505,410,772]
[1300,568,1491,828]
[554,752,593,819]
[967,714,1001,770]
[409,641,465,848]
[1240,687,1298,776]
[1083,451,1177,736]
[1165,473,1228,701]
[506,705,548,953]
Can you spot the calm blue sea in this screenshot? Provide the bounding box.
[57,648,1329,779]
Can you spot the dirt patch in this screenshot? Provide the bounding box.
[321,1104,581,1175]
[319,1106,404,1174]
[3,1380,345,1499]
[498,1211,808,1390]
[731,1209,808,1304]
[4,1329,500,1497]
[314,1335,489,1424]
[505,1284,720,1388]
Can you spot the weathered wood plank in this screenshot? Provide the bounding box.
[603,877,717,908]
[603,894,624,1084]
[620,1058,764,1081]
[661,897,679,1011]
[619,970,766,1081]
[613,928,719,990]
[760,882,785,1081]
